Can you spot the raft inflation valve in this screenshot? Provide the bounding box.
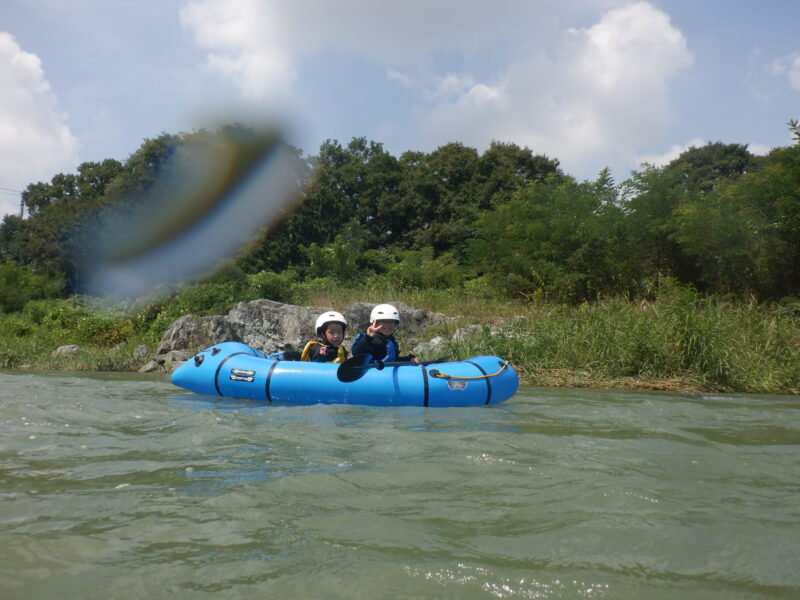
[194,354,205,367]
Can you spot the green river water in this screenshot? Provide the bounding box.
[1,371,799,599]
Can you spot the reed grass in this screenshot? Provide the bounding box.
[1,282,798,393]
[446,295,800,394]
[300,279,799,393]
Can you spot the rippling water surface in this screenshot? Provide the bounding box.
[1,371,799,599]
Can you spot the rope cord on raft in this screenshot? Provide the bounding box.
[429,361,510,380]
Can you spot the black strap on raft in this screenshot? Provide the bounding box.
[465,360,492,405]
[264,359,280,403]
[421,365,430,407]
[213,352,249,396]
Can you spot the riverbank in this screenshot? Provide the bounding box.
[1,285,798,394]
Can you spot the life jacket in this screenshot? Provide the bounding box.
[300,340,347,363]
[351,333,398,362]
[384,337,398,362]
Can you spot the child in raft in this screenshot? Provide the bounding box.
[351,304,420,364]
[301,311,349,363]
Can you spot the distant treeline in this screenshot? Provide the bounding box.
[1,123,799,313]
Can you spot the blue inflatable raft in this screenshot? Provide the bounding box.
[171,341,518,407]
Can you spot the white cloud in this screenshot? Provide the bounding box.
[418,2,693,176]
[771,52,800,91]
[179,1,692,178]
[747,143,771,156]
[429,74,507,107]
[0,32,78,217]
[180,0,297,100]
[435,74,476,99]
[179,0,603,101]
[634,137,706,168]
[386,69,412,88]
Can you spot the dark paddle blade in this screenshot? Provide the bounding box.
[337,353,374,382]
[336,355,448,383]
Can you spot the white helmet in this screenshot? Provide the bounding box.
[370,303,400,323]
[315,311,347,336]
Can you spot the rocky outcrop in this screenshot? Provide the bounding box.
[412,335,449,356]
[138,350,191,374]
[343,301,447,347]
[149,299,450,373]
[53,344,79,357]
[156,314,241,355]
[226,300,320,353]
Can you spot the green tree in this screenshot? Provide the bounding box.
[476,141,562,208]
[661,142,759,193]
[789,119,800,144]
[0,262,64,313]
[398,143,480,253]
[620,143,759,291]
[620,165,697,287]
[674,144,800,298]
[8,161,123,290]
[468,171,625,303]
[238,138,380,273]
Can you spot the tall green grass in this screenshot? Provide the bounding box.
[297,278,799,393]
[1,278,798,393]
[448,290,800,393]
[0,297,150,370]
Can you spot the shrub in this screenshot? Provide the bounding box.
[0,264,64,313]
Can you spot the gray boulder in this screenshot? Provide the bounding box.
[452,324,484,343]
[344,301,448,346]
[156,314,241,355]
[159,350,192,371]
[151,299,452,373]
[227,299,320,353]
[53,344,79,357]
[412,335,449,357]
[137,360,161,374]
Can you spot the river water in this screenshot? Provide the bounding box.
[1,371,799,599]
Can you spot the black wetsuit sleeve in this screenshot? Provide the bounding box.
[351,332,387,358]
[309,343,338,362]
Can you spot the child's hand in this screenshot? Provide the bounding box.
[368,320,395,338]
[319,346,328,355]
[410,357,420,365]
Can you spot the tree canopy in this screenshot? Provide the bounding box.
[1,126,798,313]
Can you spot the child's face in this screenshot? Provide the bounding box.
[324,323,344,346]
[373,319,397,336]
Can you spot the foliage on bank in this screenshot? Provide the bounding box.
[448,285,800,394]
[0,123,798,392]
[0,280,798,394]
[2,126,799,306]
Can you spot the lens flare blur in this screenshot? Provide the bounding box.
[82,127,304,299]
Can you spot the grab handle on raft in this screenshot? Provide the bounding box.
[336,354,446,383]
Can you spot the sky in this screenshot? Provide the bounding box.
[1,0,799,218]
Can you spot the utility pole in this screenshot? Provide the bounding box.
[0,185,25,218]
